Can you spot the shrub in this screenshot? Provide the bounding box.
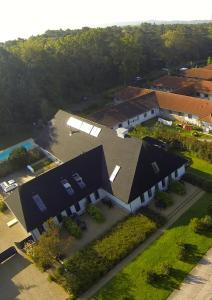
[8,147,29,169]
[190,215,212,233]
[63,217,82,239]
[160,263,172,276]
[0,198,7,212]
[53,214,157,297]
[28,147,45,164]
[146,270,160,284]
[169,181,186,195]
[155,191,173,209]
[0,160,14,177]
[86,204,105,223]
[177,242,190,261]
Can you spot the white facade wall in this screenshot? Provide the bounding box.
[113,108,159,130]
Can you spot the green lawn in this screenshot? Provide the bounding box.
[92,193,212,300]
[182,152,212,181]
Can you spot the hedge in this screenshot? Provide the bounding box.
[155,191,173,209]
[63,217,82,239]
[53,214,157,298]
[183,173,212,193]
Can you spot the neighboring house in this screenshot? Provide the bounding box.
[90,87,212,131]
[151,75,212,100]
[5,110,186,240]
[182,67,212,81]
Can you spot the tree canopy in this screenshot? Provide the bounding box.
[0,23,212,133]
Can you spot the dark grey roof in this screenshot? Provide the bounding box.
[6,110,186,232]
[5,146,104,232]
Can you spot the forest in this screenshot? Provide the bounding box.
[0,23,212,133]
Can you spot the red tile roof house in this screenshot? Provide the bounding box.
[90,87,212,132]
[151,75,212,100]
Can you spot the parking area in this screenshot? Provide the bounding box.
[61,201,128,257]
[0,253,68,300]
[0,210,29,253]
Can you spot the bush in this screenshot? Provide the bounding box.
[86,204,105,223]
[0,198,7,212]
[8,147,29,169]
[28,147,45,164]
[155,192,173,209]
[146,270,160,284]
[0,160,14,177]
[168,181,186,195]
[160,262,172,276]
[190,217,204,233]
[53,214,157,297]
[177,242,190,261]
[63,217,82,239]
[207,205,212,216]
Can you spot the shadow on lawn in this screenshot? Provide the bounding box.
[93,272,136,300]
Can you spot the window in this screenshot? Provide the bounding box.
[178,112,183,116]
[110,165,121,182]
[57,214,63,223]
[140,195,145,203]
[86,195,92,203]
[151,162,160,174]
[33,194,47,212]
[94,190,100,200]
[118,123,122,128]
[61,179,75,195]
[37,225,45,235]
[144,112,147,118]
[148,189,152,198]
[72,173,86,189]
[175,169,178,178]
[66,207,72,216]
[162,178,166,187]
[75,202,81,212]
[188,114,192,119]
[151,109,155,115]
[169,110,172,114]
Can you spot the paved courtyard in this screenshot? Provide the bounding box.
[168,248,212,300]
[0,210,29,253]
[61,201,128,257]
[0,254,67,300]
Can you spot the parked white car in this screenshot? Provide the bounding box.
[0,180,18,193]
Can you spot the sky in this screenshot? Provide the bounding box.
[0,0,212,42]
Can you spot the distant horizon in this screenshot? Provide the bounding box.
[1,19,212,43]
[0,0,212,43]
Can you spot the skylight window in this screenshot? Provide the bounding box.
[152,162,160,174]
[32,194,47,212]
[109,165,120,182]
[61,179,75,196]
[72,173,86,189]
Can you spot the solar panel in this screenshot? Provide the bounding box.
[33,194,47,212]
[90,126,102,137]
[80,122,93,134]
[67,117,83,130]
[109,165,121,182]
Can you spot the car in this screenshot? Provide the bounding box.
[0,180,18,193]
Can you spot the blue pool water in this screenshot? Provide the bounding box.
[0,138,35,161]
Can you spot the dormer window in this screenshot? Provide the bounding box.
[151,162,160,174]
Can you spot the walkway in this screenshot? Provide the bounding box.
[78,185,204,300]
[168,248,212,300]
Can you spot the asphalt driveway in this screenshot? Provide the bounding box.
[0,254,67,300]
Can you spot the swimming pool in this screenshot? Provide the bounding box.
[0,138,36,161]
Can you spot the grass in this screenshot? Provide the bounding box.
[92,193,212,300]
[182,152,212,181]
[129,118,212,140]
